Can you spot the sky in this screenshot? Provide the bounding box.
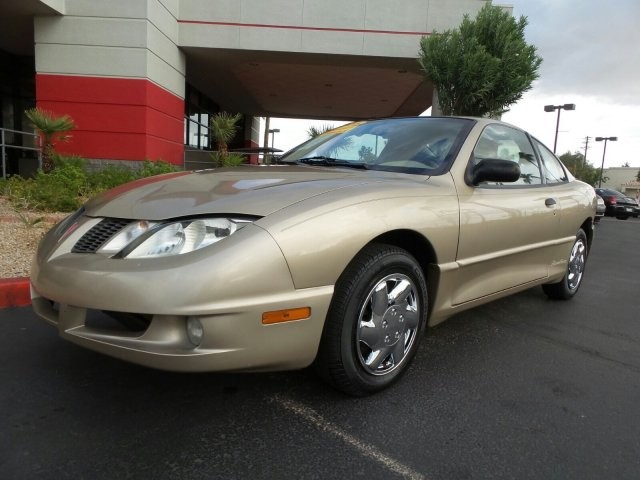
[267,0,640,169]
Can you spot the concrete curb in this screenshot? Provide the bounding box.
[0,277,31,308]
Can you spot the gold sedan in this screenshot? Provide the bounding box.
[31,117,597,395]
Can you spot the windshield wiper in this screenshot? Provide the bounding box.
[296,156,368,169]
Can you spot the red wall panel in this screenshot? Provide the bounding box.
[37,101,148,134]
[145,108,184,144]
[146,83,184,121]
[36,74,185,165]
[56,131,147,160]
[146,136,185,163]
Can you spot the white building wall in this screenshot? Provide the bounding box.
[35,0,185,98]
[37,0,65,14]
[602,167,640,193]
[427,0,484,31]
[178,0,487,58]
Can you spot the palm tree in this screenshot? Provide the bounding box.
[210,112,242,157]
[25,108,76,173]
[209,112,244,167]
[307,124,335,139]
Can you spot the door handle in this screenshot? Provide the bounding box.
[545,198,557,207]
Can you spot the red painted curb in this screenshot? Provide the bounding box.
[0,277,31,308]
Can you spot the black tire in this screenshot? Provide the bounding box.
[315,244,428,396]
[542,228,588,300]
[616,216,629,220]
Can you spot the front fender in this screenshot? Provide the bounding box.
[259,187,460,289]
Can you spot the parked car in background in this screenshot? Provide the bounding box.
[595,195,606,223]
[31,117,597,396]
[623,196,640,218]
[595,188,638,220]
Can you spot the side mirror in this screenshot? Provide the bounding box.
[466,158,521,186]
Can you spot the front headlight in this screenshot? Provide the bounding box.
[100,218,253,258]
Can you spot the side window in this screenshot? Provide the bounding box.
[533,138,569,183]
[472,124,541,186]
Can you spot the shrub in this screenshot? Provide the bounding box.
[209,151,246,168]
[0,175,38,209]
[138,160,178,177]
[33,170,85,211]
[1,157,180,212]
[87,165,137,194]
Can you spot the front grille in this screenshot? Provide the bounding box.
[86,310,153,332]
[72,218,131,253]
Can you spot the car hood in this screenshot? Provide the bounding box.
[84,165,416,220]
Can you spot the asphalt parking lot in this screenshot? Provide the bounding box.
[1,216,639,480]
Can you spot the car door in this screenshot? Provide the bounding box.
[453,123,561,305]
[531,137,594,276]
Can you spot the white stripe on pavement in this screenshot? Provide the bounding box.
[271,395,426,480]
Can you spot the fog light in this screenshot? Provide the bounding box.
[186,317,204,346]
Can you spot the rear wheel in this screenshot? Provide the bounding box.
[315,244,427,396]
[542,229,588,300]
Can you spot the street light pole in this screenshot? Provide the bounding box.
[266,128,280,164]
[595,136,618,188]
[544,103,576,154]
[268,128,280,150]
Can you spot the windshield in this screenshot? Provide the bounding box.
[280,117,474,174]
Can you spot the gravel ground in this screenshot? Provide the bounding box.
[0,198,66,278]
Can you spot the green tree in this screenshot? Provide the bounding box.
[25,108,76,173]
[209,111,243,167]
[418,3,542,117]
[559,151,603,186]
[636,169,640,181]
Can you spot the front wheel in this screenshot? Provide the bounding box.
[315,244,428,396]
[542,228,588,300]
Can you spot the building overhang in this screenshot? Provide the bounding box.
[0,0,62,56]
[182,48,432,120]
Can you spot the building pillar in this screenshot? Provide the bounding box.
[33,0,186,165]
[246,116,262,164]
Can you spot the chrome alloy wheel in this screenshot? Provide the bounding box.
[567,237,586,290]
[356,274,420,375]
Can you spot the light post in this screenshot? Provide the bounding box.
[266,128,280,164]
[268,128,280,149]
[595,136,618,188]
[544,103,576,153]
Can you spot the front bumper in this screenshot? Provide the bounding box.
[31,285,332,372]
[31,221,333,372]
[606,205,636,217]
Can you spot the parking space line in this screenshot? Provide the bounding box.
[271,395,426,480]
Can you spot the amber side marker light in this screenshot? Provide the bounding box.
[262,307,311,325]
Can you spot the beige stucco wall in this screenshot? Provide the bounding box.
[37,0,65,14]
[34,0,185,98]
[602,167,640,194]
[33,0,492,102]
[178,0,487,57]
